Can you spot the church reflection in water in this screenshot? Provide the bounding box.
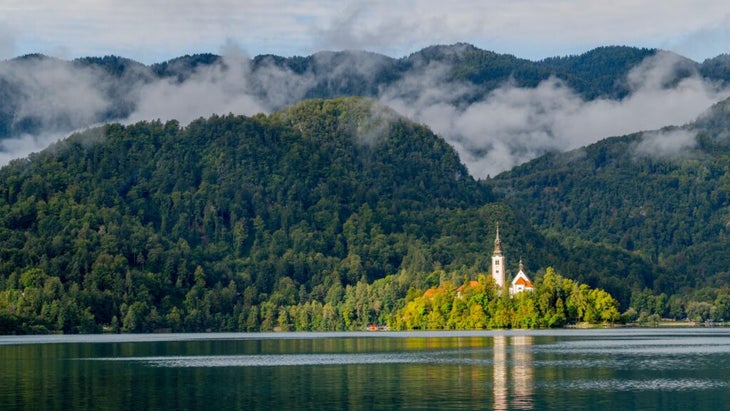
[493,335,534,410]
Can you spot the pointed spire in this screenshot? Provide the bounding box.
[493,222,502,256]
[519,258,524,273]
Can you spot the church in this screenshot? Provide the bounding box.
[491,225,534,296]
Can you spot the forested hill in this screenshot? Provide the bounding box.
[490,97,730,321]
[0,97,560,333]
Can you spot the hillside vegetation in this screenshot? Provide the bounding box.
[1,97,625,333]
[491,98,730,323]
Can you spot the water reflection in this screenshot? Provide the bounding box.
[512,335,533,409]
[493,335,534,410]
[493,336,507,410]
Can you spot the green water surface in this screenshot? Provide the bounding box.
[1,329,728,410]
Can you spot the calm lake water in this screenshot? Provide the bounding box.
[1,328,729,410]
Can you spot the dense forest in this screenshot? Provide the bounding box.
[491,98,730,324]
[0,97,631,333]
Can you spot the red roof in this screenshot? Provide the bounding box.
[513,276,533,288]
[424,287,441,298]
[456,280,479,292]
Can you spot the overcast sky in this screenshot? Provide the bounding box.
[1,0,729,63]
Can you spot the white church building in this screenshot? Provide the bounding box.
[491,224,534,296]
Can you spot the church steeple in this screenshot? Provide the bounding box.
[493,223,502,256]
[491,223,505,288]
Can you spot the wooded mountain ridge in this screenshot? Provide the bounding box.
[0,97,646,333]
[2,43,729,142]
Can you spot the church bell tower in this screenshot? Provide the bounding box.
[491,224,505,288]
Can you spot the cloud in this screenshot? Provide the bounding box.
[128,47,264,124]
[1,46,730,180]
[127,41,404,126]
[0,56,118,165]
[0,131,67,166]
[379,51,730,177]
[633,129,698,158]
[0,56,112,131]
[127,42,319,124]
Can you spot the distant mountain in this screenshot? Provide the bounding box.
[3,44,729,143]
[490,97,730,311]
[540,46,659,99]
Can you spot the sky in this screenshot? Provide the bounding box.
[1,0,729,63]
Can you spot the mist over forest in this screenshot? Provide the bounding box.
[3,44,730,177]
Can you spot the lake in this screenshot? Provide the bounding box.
[1,328,729,410]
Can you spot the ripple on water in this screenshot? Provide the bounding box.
[539,378,728,392]
[533,355,721,371]
[86,351,494,368]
